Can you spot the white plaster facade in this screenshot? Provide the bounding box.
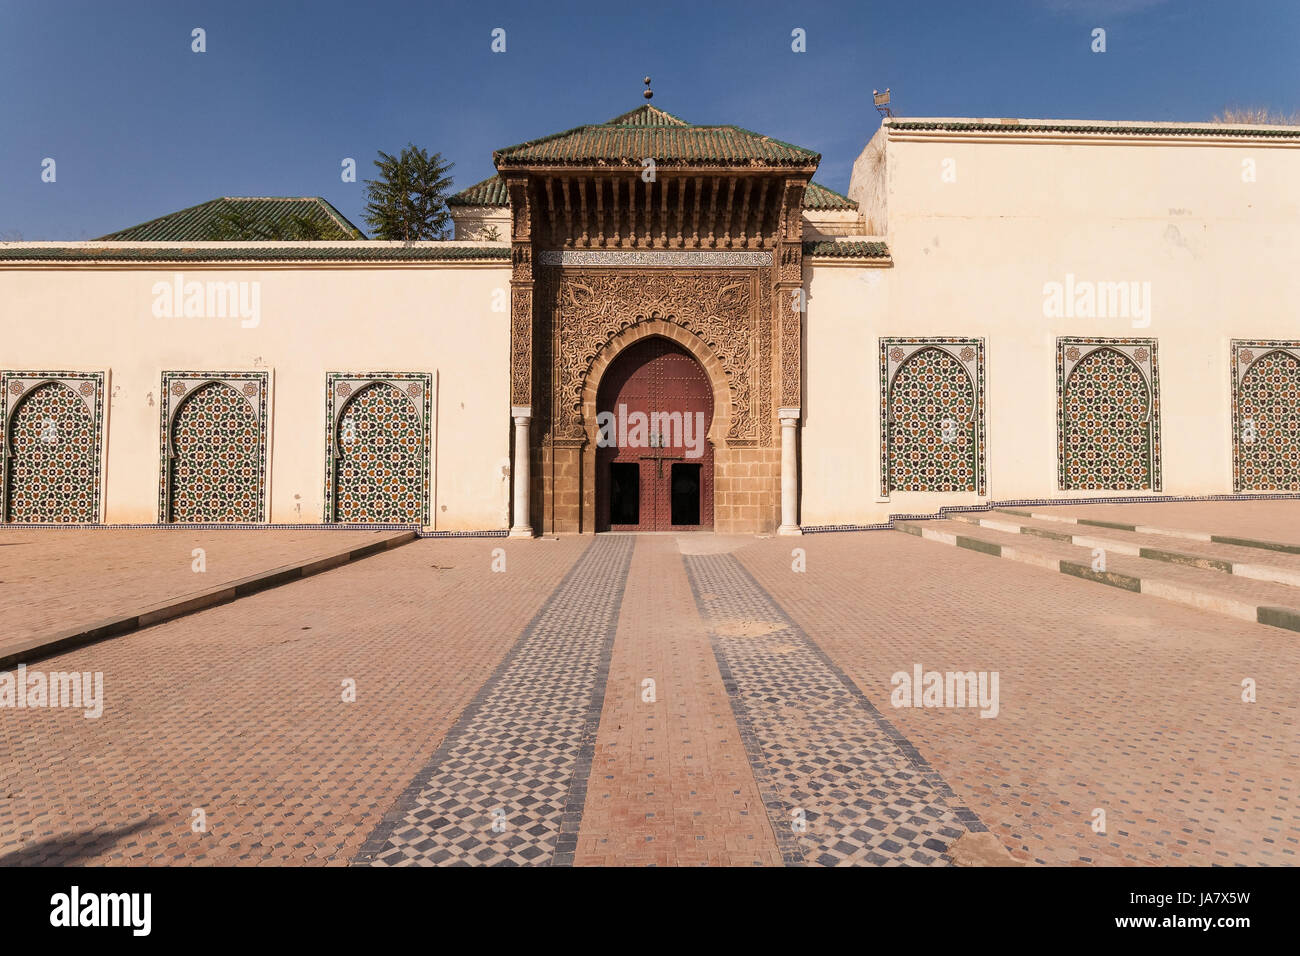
[2,117,1298,530]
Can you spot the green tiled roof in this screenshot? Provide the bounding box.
[803,240,890,260]
[0,245,509,263]
[603,104,691,127]
[802,182,857,211]
[98,197,365,241]
[450,173,852,211]
[887,120,1300,138]
[447,176,511,207]
[494,104,820,168]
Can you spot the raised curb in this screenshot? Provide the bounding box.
[0,530,417,668]
[995,507,1300,555]
[954,512,1300,589]
[896,520,1300,634]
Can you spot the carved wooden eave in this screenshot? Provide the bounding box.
[497,166,816,252]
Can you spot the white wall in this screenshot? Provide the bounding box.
[802,125,1300,526]
[0,261,512,528]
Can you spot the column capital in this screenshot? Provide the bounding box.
[511,405,532,420]
[778,407,801,423]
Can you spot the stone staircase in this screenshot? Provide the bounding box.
[894,506,1300,633]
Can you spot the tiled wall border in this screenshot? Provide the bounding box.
[1230,339,1300,493]
[158,370,271,523]
[879,337,986,497]
[323,371,433,525]
[0,370,107,523]
[1057,336,1161,492]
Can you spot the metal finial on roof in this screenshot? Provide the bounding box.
[643,76,653,100]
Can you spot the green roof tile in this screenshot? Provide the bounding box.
[98,197,365,241]
[447,176,511,207]
[602,104,691,127]
[802,182,857,211]
[494,105,820,168]
[803,240,890,260]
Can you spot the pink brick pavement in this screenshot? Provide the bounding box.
[573,535,781,866]
[0,528,405,645]
[741,529,1300,865]
[0,537,586,865]
[2,509,1296,866]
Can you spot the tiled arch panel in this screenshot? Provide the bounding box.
[1,370,106,523]
[879,337,986,496]
[1232,340,1300,492]
[1057,337,1161,491]
[158,371,270,523]
[323,371,432,525]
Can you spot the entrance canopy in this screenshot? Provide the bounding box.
[450,104,850,252]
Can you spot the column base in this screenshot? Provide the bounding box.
[509,527,535,539]
[777,524,803,536]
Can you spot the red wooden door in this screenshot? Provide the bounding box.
[596,337,714,531]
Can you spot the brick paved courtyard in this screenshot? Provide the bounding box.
[1,503,1297,866]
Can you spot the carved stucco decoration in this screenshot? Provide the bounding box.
[779,291,801,409]
[507,176,535,409]
[510,286,533,407]
[775,178,806,410]
[547,269,762,443]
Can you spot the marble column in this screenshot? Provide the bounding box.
[777,407,801,535]
[509,407,533,537]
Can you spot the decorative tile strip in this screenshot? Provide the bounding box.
[354,535,634,866]
[683,552,986,866]
[539,249,771,267]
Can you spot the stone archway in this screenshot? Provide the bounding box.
[578,318,734,533]
[594,335,716,531]
[524,265,787,536]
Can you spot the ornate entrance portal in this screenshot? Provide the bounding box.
[498,101,814,536]
[595,337,714,531]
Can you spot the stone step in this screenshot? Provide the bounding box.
[947,510,1300,588]
[994,506,1300,558]
[895,518,1300,633]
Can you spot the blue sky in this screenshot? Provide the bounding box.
[1,0,1296,239]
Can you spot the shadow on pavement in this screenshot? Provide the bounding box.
[0,816,162,866]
